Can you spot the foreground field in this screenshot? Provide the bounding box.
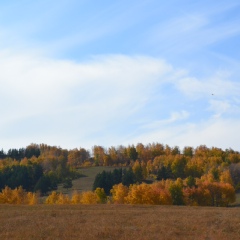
[0,204,239,240]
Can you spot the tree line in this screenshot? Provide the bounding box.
[1,142,240,204]
[1,179,235,207]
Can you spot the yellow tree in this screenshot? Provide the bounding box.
[199,181,235,207]
[219,182,236,206]
[56,192,70,204]
[26,192,38,205]
[11,186,25,204]
[80,191,99,204]
[0,186,13,203]
[103,154,112,166]
[45,191,59,204]
[111,183,128,204]
[125,184,147,204]
[125,183,158,205]
[92,145,106,166]
[108,146,119,165]
[94,188,107,203]
[220,170,233,185]
[71,191,82,204]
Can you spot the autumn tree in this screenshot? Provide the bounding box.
[183,146,193,157]
[132,160,143,183]
[71,191,82,204]
[149,143,165,158]
[171,155,187,179]
[127,145,138,161]
[68,148,89,168]
[111,183,128,204]
[92,145,106,166]
[0,186,38,205]
[80,191,99,204]
[169,180,184,205]
[94,188,107,203]
[136,143,152,162]
[108,146,119,165]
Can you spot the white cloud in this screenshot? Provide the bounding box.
[0,51,173,150]
[175,71,240,99]
[208,100,231,118]
[176,118,240,151]
[127,118,240,151]
[143,111,190,129]
[148,1,240,54]
[0,50,240,151]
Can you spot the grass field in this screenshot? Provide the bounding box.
[0,204,239,240]
[1,167,240,239]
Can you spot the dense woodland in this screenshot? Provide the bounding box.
[0,143,240,206]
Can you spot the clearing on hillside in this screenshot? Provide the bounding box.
[57,166,124,194]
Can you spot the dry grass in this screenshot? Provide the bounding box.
[0,204,239,240]
[232,192,240,206]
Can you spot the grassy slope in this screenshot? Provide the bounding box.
[0,204,239,240]
[57,166,123,194]
[233,192,240,206]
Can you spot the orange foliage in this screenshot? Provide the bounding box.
[124,183,172,205]
[80,191,99,204]
[220,170,233,185]
[111,183,128,204]
[71,191,82,204]
[0,186,38,205]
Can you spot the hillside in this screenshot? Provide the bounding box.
[57,166,123,194]
[55,166,240,206]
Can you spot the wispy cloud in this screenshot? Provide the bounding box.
[0,0,240,151]
[175,71,240,98]
[0,51,173,149]
[143,111,190,129]
[127,117,240,151]
[0,50,240,150]
[148,1,240,54]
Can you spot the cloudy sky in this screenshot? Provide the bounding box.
[1,0,240,151]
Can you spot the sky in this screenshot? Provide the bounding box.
[0,0,240,152]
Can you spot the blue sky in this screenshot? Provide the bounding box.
[0,0,240,151]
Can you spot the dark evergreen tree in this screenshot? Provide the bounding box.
[0,149,6,159]
[0,164,43,191]
[33,175,51,194]
[127,146,138,161]
[93,169,123,195]
[122,168,135,186]
[169,184,184,205]
[93,172,105,191]
[157,166,171,180]
[112,168,122,185]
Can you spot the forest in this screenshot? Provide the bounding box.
[0,143,240,207]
